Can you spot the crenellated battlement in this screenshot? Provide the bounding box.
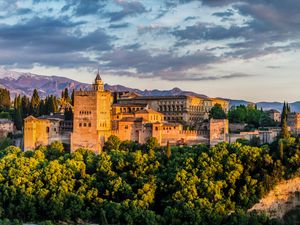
[74,90,96,96]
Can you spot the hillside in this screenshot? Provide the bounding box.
[249,176,300,219]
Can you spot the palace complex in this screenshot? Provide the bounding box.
[24,73,229,153]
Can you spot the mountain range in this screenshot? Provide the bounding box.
[0,69,299,112]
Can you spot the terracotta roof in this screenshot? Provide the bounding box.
[38,113,64,121]
[119,117,143,122]
[120,95,190,100]
[267,109,280,113]
[112,103,148,107]
[135,108,163,115]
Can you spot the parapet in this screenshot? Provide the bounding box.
[74,90,96,96]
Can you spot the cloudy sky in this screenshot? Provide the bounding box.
[0,0,299,102]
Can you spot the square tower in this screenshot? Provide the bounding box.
[71,73,112,153]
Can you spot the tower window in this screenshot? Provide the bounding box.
[88,123,91,127]
[79,123,82,127]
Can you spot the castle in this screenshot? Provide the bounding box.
[24,73,229,153]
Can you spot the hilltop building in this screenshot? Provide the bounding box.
[0,119,14,139]
[267,109,281,123]
[118,95,229,126]
[287,113,300,136]
[24,73,229,153]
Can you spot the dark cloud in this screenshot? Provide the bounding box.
[61,0,106,16]
[184,16,197,21]
[100,48,222,81]
[0,16,113,68]
[108,23,130,29]
[173,23,246,41]
[105,1,147,22]
[212,10,234,18]
[173,0,300,61]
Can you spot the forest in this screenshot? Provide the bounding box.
[0,133,299,225]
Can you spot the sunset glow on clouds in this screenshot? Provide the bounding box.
[0,0,299,101]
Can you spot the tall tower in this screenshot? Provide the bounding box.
[71,72,112,153]
[93,71,104,91]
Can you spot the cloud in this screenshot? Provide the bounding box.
[109,23,130,29]
[105,1,147,22]
[60,0,106,16]
[212,10,234,18]
[100,48,225,81]
[0,16,113,68]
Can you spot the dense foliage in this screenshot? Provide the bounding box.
[0,88,73,130]
[209,104,227,119]
[0,88,10,111]
[228,105,276,129]
[1,135,300,224]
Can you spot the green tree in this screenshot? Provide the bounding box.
[209,104,227,119]
[145,137,159,151]
[103,135,121,151]
[0,88,10,111]
[30,89,40,116]
[166,141,171,159]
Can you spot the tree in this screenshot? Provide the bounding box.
[103,135,121,151]
[278,139,284,161]
[30,89,40,116]
[209,104,227,119]
[64,88,69,100]
[281,118,289,139]
[64,107,73,121]
[0,88,10,111]
[280,102,290,139]
[166,141,171,159]
[145,137,159,151]
[71,89,75,106]
[99,209,109,225]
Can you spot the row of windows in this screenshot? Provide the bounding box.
[120,107,143,113]
[79,123,91,127]
[79,111,92,115]
[164,116,183,121]
[158,100,185,105]
[159,105,184,112]
[150,115,160,120]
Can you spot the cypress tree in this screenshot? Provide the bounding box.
[99,209,108,225]
[64,88,69,100]
[30,89,40,116]
[278,139,284,161]
[71,89,75,106]
[281,117,289,139]
[166,141,171,159]
[0,88,11,111]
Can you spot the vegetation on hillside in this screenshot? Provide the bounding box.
[228,104,277,129]
[0,133,299,224]
[0,87,73,130]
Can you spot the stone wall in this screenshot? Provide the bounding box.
[249,177,300,219]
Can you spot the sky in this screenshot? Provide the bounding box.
[0,0,299,102]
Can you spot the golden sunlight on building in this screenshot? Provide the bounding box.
[24,73,229,153]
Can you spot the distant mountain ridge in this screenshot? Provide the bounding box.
[0,69,299,112]
[0,69,207,99]
[229,100,300,112]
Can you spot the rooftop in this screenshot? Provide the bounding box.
[0,118,13,124]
